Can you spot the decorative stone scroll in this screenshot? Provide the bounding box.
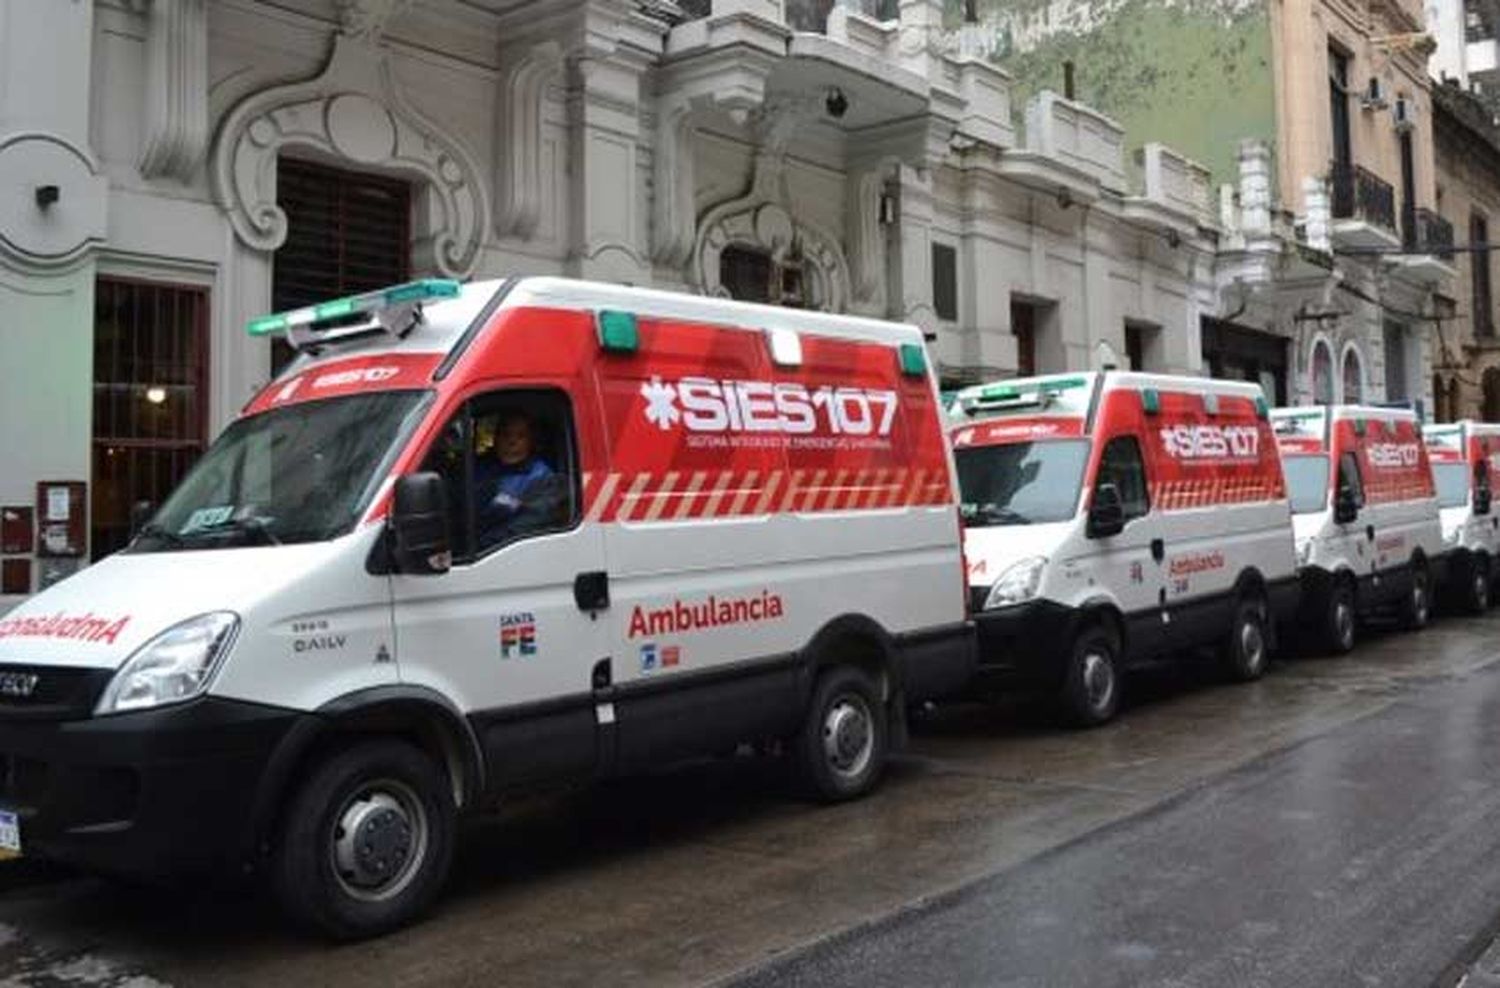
[211,32,487,278]
[496,41,563,240]
[136,0,209,183]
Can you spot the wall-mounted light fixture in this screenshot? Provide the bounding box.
[1056,186,1074,210]
[879,192,898,225]
[34,185,59,209]
[824,87,849,120]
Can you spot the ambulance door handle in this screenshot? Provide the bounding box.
[574,571,610,612]
[1365,525,1376,542]
[1150,538,1165,563]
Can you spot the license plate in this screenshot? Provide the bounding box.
[0,810,21,860]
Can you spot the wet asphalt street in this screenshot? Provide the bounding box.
[3,613,1500,986]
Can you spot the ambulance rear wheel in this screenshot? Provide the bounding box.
[271,739,455,940]
[1221,595,1270,682]
[1402,563,1432,631]
[1061,625,1121,727]
[795,665,888,802]
[1323,581,1357,655]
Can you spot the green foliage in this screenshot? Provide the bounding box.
[982,0,1274,186]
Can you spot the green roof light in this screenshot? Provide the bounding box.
[597,310,640,353]
[899,342,927,376]
[245,278,461,338]
[1142,388,1161,414]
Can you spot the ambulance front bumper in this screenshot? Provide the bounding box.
[0,696,300,878]
[970,596,1079,690]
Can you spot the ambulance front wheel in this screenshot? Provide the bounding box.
[1402,561,1432,631]
[271,739,456,940]
[795,664,889,802]
[1061,625,1121,727]
[1322,581,1357,655]
[1221,595,1270,682]
[1465,554,1492,614]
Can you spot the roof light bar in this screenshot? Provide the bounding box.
[245,278,461,338]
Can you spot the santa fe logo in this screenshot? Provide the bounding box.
[640,376,899,436]
[499,612,537,659]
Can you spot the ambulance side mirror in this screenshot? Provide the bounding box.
[1087,483,1126,539]
[129,500,155,538]
[392,472,452,575]
[1477,487,1493,516]
[1334,488,1360,525]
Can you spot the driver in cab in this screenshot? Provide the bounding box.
[475,410,565,546]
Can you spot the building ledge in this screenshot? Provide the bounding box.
[996,149,1101,205]
[1331,218,1401,251]
[1389,253,1457,286]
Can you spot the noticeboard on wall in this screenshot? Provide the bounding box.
[35,481,86,558]
[1,507,32,555]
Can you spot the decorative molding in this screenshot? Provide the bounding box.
[210,33,488,279]
[652,94,697,268]
[691,101,851,312]
[846,162,892,306]
[337,0,418,43]
[137,0,209,183]
[495,41,563,240]
[0,133,109,272]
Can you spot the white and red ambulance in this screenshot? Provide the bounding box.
[1272,404,1444,652]
[0,277,973,938]
[1424,420,1500,612]
[950,372,1299,726]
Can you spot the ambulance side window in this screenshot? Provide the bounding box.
[1337,452,1365,507]
[419,389,580,563]
[1096,436,1150,522]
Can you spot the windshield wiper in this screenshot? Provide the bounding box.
[133,522,186,549]
[962,504,1033,527]
[186,515,283,546]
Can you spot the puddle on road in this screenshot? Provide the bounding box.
[0,923,168,988]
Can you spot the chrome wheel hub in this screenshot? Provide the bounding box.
[1082,651,1114,711]
[822,697,874,779]
[1335,600,1354,648]
[1241,619,1265,670]
[332,782,427,902]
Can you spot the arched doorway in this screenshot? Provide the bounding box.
[1311,339,1335,404]
[1342,346,1363,403]
[1484,368,1500,422]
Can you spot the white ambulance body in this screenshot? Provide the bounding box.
[0,277,973,938]
[1424,420,1500,612]
[950,372,1299,726]
[1272,404,1445,652]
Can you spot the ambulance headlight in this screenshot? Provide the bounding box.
[984,556,1047,609]
[95,612,239,715]
[1446,527,1462,547]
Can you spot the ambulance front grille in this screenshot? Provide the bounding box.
[0,666,114,721]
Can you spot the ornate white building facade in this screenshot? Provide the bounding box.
[0,0,1317,598]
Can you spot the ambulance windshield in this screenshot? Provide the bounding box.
[955,440,1089,526]
[130,391,429,552]
[1283,454,1330,514]
[1433,463,1469,509]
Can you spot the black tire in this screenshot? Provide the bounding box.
[1322,579,1356,655]
[271,740,455,940]
[1466,555,1492,614]
[1402,562,1432,631]
[1061,624,1121,727]
[1221,595,1271,682]
[794,665,888,802]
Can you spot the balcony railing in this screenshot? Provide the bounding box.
[1411,207,1455,258]
[1331,164,1397,234]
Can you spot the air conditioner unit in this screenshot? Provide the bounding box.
[1394,96,1418,130]
[1362,77,1389,109]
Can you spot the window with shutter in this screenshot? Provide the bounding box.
[271,158,412,372]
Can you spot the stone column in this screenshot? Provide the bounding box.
[1238,139,1273,239]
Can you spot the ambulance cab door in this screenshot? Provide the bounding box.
[1088,434,1171,661]
[390,385,610,792]
[1332,449,1374,587]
